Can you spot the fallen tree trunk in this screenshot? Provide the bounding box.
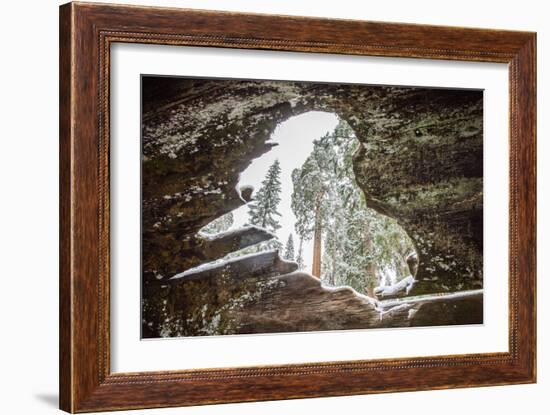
[199,225,274,261]
[169,249,298,283]
[377,289,483,327]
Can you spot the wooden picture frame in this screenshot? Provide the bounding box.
[59,2,536,412]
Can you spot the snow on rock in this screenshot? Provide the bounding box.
[169,250,297,283]
[376,289,483,311]
[237,184,254,203]
[377,303,413,321]
[199,224,273,242]
[374,275,415,298]
[374,289,484,328]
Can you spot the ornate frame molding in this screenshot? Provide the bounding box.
[60,2,536,412]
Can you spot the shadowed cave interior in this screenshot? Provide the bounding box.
[141,77,484,338]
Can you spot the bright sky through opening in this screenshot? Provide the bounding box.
[232,111,340,269]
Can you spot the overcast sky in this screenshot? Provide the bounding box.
[231,111,339,270]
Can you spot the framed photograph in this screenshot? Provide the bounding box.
[59,2,536,412]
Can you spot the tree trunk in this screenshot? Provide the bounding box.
[312,195,323,278]
[363,217,376,295]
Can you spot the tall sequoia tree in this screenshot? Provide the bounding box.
[292,120,415,293]
[291,137,336,277]
[283,234,295,261]
[247,159,283,251]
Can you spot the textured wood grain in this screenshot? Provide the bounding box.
[59,2,536,412]
[59,4,73,412]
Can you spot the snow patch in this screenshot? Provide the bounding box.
[377,303,412,321]
[170,249,279,281]
[374,275,415,298]
[317,280,377,307]
[377,289,483,311]
[237,184,254,202]
[198,224,274,241]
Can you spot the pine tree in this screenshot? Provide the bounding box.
[283,234,295,261]
[247,160,283,251]
[201,212,234,234]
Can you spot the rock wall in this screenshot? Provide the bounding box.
[141,77,483,337]
[351,88,483,294]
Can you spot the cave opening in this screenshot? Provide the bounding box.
[199,111,418,299]
[141,78,485,337]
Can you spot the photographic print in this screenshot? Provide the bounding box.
[141,76,483,338]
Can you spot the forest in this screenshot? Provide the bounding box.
[201,120,416,298]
